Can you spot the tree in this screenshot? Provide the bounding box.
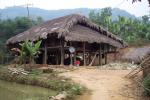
[0,16,43,55]
[142,15,149,24]
[89,7,112,30]
[89,8,150,46]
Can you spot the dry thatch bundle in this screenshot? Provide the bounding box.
[142,55,150,77]
[122,47,150,64]
[6,14,127,48]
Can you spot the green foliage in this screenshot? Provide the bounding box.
[19,40,42,64]
[143,76,150,95]
[89,7,150,45]
[70,85,83,95]
[0,17,43,55]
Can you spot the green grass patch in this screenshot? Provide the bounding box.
[0,66,85,100]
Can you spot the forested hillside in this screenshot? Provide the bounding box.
[0,7,135,20]
[89,7,150,46]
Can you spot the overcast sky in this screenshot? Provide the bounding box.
[0,0,149,17]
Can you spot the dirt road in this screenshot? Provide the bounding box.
[61,68,141,100]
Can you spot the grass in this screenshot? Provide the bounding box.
[0,66,85,100]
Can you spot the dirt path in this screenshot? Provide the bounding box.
[61,68,140,100]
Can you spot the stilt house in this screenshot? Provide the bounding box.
[6,14,127,66]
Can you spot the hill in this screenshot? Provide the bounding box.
[0,6,136,20]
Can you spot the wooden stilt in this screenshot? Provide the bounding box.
[83,42,86,66]
[56,51,59,65]
[104,44,107,64]
[60,39,64,65]
[99,44,102,66]
[43,41,47,64]
[74,51,76,66]
[114,48,117,61]
[105,53,107,64]
[88,52,91,65]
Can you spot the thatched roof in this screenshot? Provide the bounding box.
[6,14,127,48]
[122,47,150,64]
[132,0,150,5]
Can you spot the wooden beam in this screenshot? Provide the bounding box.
[56,52,59,65]
[83,42,86,66]
[104,44,107,64]
[43,41,47,64]
[88,52,91,65]
[99,44,102,66]
[40,46,69,50]
[114,48,117,61]
[60,39,64,65]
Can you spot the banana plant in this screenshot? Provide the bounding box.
[19,40,42,69]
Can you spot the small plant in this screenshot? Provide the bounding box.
[70,85,83,95]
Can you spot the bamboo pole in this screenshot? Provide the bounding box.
[89,51,98,66]
[125,56,150,78]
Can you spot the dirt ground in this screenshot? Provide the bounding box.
[61,68,144,100]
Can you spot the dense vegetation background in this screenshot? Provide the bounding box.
[0,17,43,58]
[89,7,150,46]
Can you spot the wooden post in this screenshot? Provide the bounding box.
[60,39,64,65]
[99,44,102,66]
[43,41,48,64]
[104,44,107,64]
[74,51,76,66]
[83,42,86,66]
[56,51,59,65]
[114,48,117,62]
[88,52,91,65]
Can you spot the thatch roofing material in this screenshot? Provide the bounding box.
[67,25,123,47]
[6,14,126,48]
[123,47,150,64]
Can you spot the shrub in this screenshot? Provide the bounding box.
[70,85,83,95]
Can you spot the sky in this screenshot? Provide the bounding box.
[0,0,149,17]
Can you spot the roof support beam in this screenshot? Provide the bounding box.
[104,44,108,64]
[99,43,102,66]
[83,42,86,66]
[43,40,47,64]
[60,39,64,65]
